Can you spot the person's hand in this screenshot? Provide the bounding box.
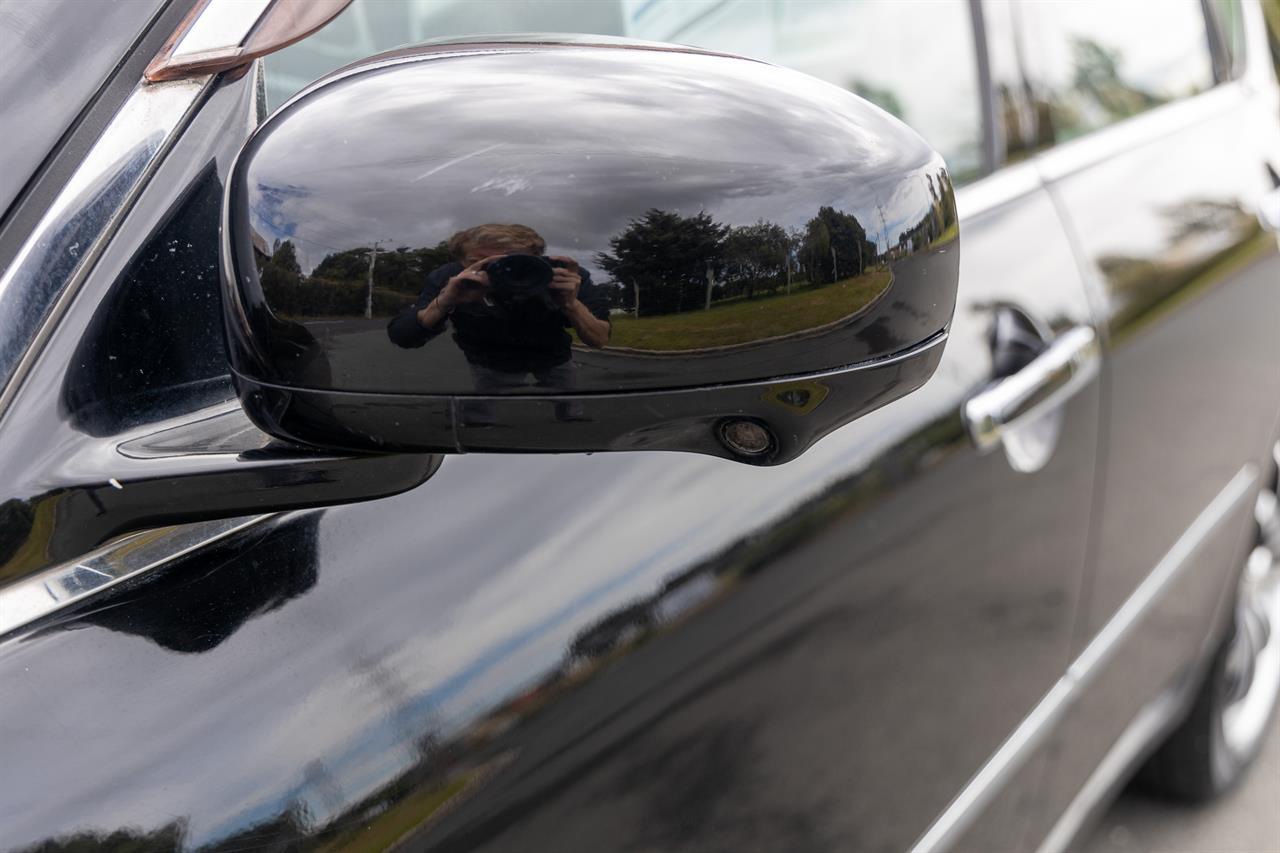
[439,257,494,310]
[547,256,582,311]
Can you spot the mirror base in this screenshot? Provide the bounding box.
[235,330,947,466]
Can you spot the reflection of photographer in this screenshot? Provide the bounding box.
[387,225,611,394]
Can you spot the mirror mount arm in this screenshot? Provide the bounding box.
[0,402,441,590]
[236,329,949,466]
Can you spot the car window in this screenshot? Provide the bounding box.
[1009,0,1215,153]
[1263,0,1280,82]
[62,168,233,436]
[263,0,984,184]
[1211,0,1248,79]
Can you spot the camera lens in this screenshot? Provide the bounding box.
[719,419,775,459]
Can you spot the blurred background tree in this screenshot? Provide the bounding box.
[1265,0,1280,80]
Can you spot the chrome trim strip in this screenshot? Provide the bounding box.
[910,679,1078,853]
[909,465,1259,853]
[955,162,1041,222]
[1034,81,1246,184]
[172,0,272,61]
[1034,689,1185,853]
[0,0,276,425]
[0,77,210,421]
[1070,465,1258,684]
[0,514,276,638]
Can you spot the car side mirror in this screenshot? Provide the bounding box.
[223,38,958,465]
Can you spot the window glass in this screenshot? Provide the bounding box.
[264,0,983,183]
[63,167,234,435]
[1014,0,1215,147]
[982,0,1046,164]
[1212,0,1248,78]
[1263,0,1280,81]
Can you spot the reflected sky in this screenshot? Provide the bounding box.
[0,171,1096,853]
[262,1,984,182]
[247,49,934,280]
[231,44,956,398]
[0,376,954,849]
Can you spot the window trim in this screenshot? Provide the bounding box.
[1202,0,1233,83]
[983,0,1236,176]
[1031,77,1246,184]
[0,0,276,427]
[970,0,1000,177]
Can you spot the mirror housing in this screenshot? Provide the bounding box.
[223,38,958,464]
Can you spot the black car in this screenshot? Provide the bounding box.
[2,1,1279,851]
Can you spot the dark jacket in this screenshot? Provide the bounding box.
[386,261,611,371]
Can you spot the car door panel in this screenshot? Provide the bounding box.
[0,2,1126,851]
[1032,63,1280,850]
[0,167,1099,853]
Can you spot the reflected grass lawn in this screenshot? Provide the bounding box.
[605,268,893,351]
[316,774,473,853]
[1110,228,1276,345]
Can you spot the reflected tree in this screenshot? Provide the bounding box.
[260,240,454,318]
[311,242,451,298]
[259,197,952,324]
[595,209,728,317]
[1070,36,1160,122]
[849,79,905,122]
[16,822,187,853]
[800,207,877,285]
[721,220,792,300]
[1097,197,1262,334]
[196,806,311,853]
[259,238,301,292]
[1160,198,1251,243]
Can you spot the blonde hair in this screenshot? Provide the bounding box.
[448,224,545,259]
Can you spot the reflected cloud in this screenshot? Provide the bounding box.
[234,45,956,405]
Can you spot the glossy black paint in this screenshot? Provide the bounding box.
[223,42,958,458]
[236,331,945,464]
[1027,64,1280,838]
[0,0,200,396]
[0,70,440,589]
[3,5,1280,853]
[0,0,163,219]
[0,168,1101,853]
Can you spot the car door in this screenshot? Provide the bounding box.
[996,0,1280,845]
[0,2,1099,852]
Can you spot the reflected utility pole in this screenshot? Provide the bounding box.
[877,202,890,261]
[364,240,383,320]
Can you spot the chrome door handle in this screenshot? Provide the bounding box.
[1258,187,1280,233]
[963,325,1100,453]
